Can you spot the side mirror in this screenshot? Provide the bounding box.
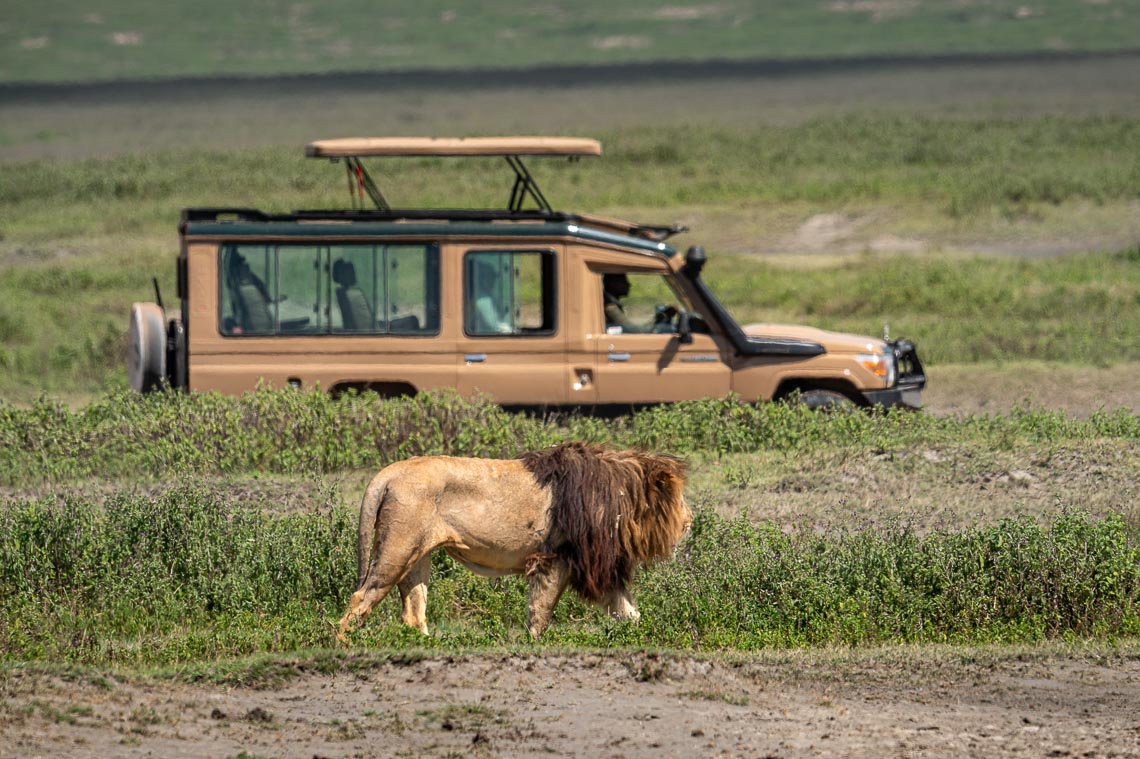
[682,245,706,278]
[677,310,693,344]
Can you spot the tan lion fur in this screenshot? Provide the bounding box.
[337,442,690,640]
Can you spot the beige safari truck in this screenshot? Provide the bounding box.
[128,136,925,409]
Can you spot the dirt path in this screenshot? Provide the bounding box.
[4,651,1138,758]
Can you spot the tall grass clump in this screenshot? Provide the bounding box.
[1,490,1136,665]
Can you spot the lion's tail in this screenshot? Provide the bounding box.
[356,474,391,588]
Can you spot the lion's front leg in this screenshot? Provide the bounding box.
[525,555,571,639]
[604,588,640,623]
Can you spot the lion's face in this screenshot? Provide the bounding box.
[678,496,693,547]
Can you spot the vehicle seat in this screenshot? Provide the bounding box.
[333,260,373,331]
[234,267,274,333]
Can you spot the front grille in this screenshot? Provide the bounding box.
[890,339,927,388]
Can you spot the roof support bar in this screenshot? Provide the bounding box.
[343,157,390,210]
[505,155,552,213]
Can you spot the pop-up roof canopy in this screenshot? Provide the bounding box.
[305,136,602,158]
[305,136,602,212]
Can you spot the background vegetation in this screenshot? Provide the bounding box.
[2,119,1139,401]
[4,0,1139,84]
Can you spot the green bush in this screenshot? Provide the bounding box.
[1,390,1136,486]
[1,487,1135,664]
[621,507,1140,648]
[0,486,356,663]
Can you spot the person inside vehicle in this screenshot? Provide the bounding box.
[471,261,512,334]
[602,272,677,334]
[225,252,275,334]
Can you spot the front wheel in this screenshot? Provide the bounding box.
[797,388,856,410]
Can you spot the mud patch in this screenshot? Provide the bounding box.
[3,650,1138,758]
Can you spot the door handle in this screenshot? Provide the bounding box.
[607,352,631,362]
[464,353,487,363]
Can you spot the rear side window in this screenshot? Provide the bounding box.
[220,243,440,336]
[463,250,556,337]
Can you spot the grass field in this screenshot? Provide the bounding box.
[2,112,1139,402]
[4,0,1140,84]
[1,392,1137,663]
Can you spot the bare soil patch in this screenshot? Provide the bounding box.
[3,649,1138,758]
[923,362,1139,419]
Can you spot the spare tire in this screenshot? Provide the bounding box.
[128,302,167,392]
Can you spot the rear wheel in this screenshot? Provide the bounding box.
[128,302,166,392]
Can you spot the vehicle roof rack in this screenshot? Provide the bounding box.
[181,207,573,225]
[179,207,690,245]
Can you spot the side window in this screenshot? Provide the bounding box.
[277,246,325,333]
[331,244,439,334]
[387,245,438,334]
[464,250,556,337]
[331,245,376,333]
[601,271,683,335]
[221,243,439,336]
[221,245,277,336]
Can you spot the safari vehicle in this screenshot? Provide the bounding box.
[128,136,925,409]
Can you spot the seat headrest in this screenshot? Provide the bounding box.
[332,259,357,287]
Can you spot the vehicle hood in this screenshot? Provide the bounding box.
[740,323,884,354]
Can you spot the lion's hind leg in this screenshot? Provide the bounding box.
[337,541,435,643]
[397,554,431,635]
[337,580,397,643]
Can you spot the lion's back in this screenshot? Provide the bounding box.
[378,455,552,542]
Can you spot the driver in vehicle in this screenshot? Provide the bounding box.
[603,272,677,334]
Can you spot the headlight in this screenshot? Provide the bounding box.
[857,349,896,386]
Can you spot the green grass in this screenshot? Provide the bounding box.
[1,390,1136,487]
[2,118,1139,401]
[0,484,1135,665]
[7,118,1139,218]
[4,0,1139,84]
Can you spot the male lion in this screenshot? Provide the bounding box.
[337,442,690,641]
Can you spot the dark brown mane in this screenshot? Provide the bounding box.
[519,442,688,603]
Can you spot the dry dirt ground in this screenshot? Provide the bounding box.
[3,650,1139,759]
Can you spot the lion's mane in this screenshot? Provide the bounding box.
[519,442,688,603]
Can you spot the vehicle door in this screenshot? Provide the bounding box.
[590,267,731,403]
[456,247,569,405]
